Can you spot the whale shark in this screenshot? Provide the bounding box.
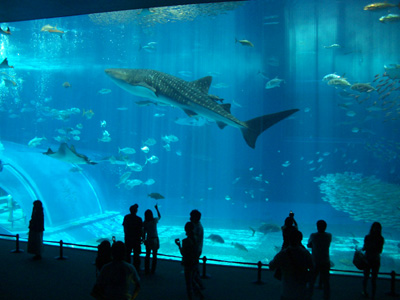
[43,143,97,165]
[105,68,299,148]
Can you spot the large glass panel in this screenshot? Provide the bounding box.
[0,0,399,273]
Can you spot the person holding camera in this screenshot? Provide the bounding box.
[175,222,204,300]
[281,211,298,250]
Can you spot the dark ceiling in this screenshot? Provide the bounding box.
[0,0,242,23]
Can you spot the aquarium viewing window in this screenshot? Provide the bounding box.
[0,0,399,273]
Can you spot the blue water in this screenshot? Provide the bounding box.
[0,0,399,272]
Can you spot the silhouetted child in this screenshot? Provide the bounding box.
[270,230,313,300]
[281,211,298,249]
[92,241,141,300]
[95,240,112,276]
[175,222,204,300]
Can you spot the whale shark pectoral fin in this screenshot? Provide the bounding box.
[131,82,158,99]
[190,76,212,94]
[217,121,228,129]
[136,82,157,93]
[241,109,299,149]
[183,109,198,117]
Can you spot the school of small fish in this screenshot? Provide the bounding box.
[315,172,400,229]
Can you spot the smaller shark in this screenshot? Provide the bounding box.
[43,143,97,165]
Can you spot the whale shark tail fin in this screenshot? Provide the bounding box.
[241,109,299,149]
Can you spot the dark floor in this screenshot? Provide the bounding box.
[0,238,398,300]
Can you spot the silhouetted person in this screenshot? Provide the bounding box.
[270,230,313,300]
[122,204,143,272]
[281,211,298,249]
[362,222,384,299]
[95,240,112,276]
[143,204,161,274]
[190,209,205,291]
[27,200,44,260]
[190,209,204,258]
[175,222,204,300]
[92,241,141,300]
[307,220,332,299]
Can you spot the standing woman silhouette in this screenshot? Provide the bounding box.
[27,200,45,260]
[362,222,384,299]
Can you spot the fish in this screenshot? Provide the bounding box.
[143,138,157,146]
[28,137,46,147]
[323,44,341,49]
[250,227,256,236]
[143,178,155,186]
[98,136,111,142]
[207,234,225,243]
[3,78,17,87]
[364,2,400,11]
[254,223,281,235]
[118,147,136,154]
[140,42,157,53]
[379,13,400,23]
[125,179,143,189]
[350,83,376,93]
[43,26,64,37]
[41,24,55,31]
[105,68,299,149]
[117,172,132,187]
[83,109,94,119]
[384,64,400,79]
[145,155,159,164]
[43,143,97,165]
[232,242,248,252]
[148,192,165,200]
[135,100,158,107]
[0,27,11,35]
[126,162,143,172]
[141,145,150,153]
[265,77,285,89]
[235,38,254,47]
[98,88,112,94]
[0,58,13,69]
[322,73,341,82]
[327,78,351,88]
[162,135,179,143]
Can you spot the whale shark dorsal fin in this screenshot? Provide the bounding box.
[220,103,231,113]
[190,76,212,94]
